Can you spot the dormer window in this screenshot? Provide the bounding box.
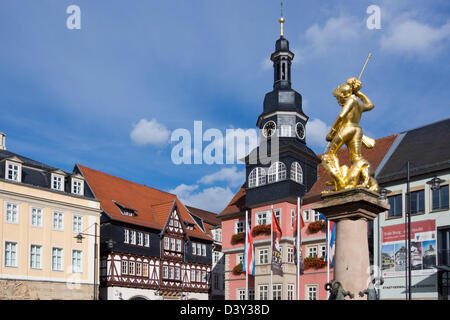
[72,178,84,195]
[114,201,137,217]
[5,160,21,182]
[51,173,65,191]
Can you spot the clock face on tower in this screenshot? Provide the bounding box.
[296,122,305,140]
[263,121,276,138]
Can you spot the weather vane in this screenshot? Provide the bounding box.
[279,1,285,36]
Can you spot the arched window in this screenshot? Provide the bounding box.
[267,162,287,183]
[248,168,266,188]
[290,162,303,184]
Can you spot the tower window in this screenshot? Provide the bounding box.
[290,162,303,184]
[248,167,267,188]
[281,62,286,80]
[267,162,287,183]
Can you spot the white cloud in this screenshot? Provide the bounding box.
[306,118,330,150]
[198,166,245,188]
[304,16,361,54]
[169,184,234,213]
[380,19,450,55]
[130,118,171,146]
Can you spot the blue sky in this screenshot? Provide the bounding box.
[1,0,449,212]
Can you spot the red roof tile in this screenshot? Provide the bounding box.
[78,164,212,241]
[217,184,247,218]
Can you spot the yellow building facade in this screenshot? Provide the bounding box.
[0,150,101,300]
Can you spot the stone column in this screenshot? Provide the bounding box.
[312,188,389,300]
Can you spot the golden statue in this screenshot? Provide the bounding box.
[322,54,379,193]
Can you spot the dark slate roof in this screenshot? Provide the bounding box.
[0,149,95,199]
[377,118,450,184]
[0,149,59,172]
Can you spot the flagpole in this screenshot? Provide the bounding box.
[245,210,249,300]
[270,204,273,301]
[326,219,330,299]
[297,197,301,300]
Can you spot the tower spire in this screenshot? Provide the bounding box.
[279,2,285,37]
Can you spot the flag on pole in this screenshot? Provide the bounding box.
[271,209,283,276]
[326,221,336,267]
[293,208,305,274]
[243,220,255,276]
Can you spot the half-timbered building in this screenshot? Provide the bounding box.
[78,165,213,300]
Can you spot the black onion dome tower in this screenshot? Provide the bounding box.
[245,15,320,207]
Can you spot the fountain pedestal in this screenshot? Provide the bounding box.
[312,188,389,300]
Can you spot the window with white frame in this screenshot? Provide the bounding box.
[306,285,318,300]
[303,209,310,222]
[213,251,220,264]
[249,288,255,300]
[259,285,268,300]
[72,215,83,233]
[274,208,281,223]
[162,266,168,279]
[164,237,170,250]
[31,208,43,227]
[124,229,130,243]
[137,232,144,246]
[192,242,197,255]
[129,261,135,275]
[235,220,245,234]
[273,284,282,300]
[267,162,287,183]
[5,241,18,267]
[6,161,21,182]
[196,270,201,282]
[52,211,64,230]
[201,244,206,256]
[287,284,295,300]
[5,203,19,223]
[122,260,128,274]
[248,167,267,188]
[258,248,269,265]
[237,254,243,265]
[30,245,42,269]
[290,162,303,183]
[144,234,150,247]
[287,247,294,263]
[196,243,201,256]
[291,208,296,229]
[320,244,327,258]
[72,250,82,273]
[136,262,142,276]
[191,269,196,282]
[72,179,83,195]
[170,238,176,251]
[175,267,180,280]
[52,174,65,191]
[202,270,206,283]
[52,248,63,271]
[307,246,318,258]
[256,211,269,225]
[238,289,246,300]
[311,210,320,222]
[130,230,136,245]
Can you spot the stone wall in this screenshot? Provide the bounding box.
[0,279,95,300]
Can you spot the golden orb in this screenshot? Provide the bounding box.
[279,17,285,23]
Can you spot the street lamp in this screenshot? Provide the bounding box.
[74,222,99,300]
[427,176,445,191]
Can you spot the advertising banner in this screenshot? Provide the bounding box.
[381,219,437,278]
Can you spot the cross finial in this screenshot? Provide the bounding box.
[279,2,285,37]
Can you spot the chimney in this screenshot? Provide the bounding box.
[0,132,6,150]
